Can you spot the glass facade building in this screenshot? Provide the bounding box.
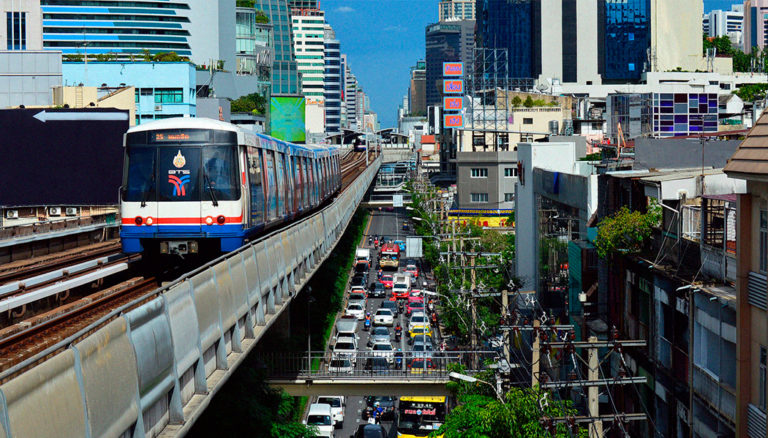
[324,30,342,135]
[235,8,272,80]
[255,0,299,95]
[425,22,464,107]
[476,0,539,79]
[39,0,192,57]
[607,92,719,139]
[603,0,650,81]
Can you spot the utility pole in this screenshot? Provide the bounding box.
[451,220,456,265]
[502,289,510,364]
[532,319,540,387]
[587,336,603,438]
[470,253,478,369]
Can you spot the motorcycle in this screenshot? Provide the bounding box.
[394,328,402,342]
[363,318,371,331]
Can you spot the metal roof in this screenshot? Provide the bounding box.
[723,112,768,180]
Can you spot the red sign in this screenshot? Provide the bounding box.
[444,97,463,111]
[443,62,463,76]
[444,114,464,128]
[443,80,463,94]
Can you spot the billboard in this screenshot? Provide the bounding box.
[444,97,463,111]
[444,114,464,128]
[443,79,463,94]
[0,109,128,206]
[270,96,306,143]
[443,62,463,76]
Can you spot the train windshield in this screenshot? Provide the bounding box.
[124,145,239,202]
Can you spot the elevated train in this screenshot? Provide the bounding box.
[120,118,341,255]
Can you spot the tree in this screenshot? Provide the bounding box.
[703,34,735,56]
[733,83,768,102]
[593,202,661,259]
[511,96,522,107]
[230,92,267,115]
[523,96,534,108]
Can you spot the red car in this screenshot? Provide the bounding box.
[406,296,425,316]
[380,274,394,289]
[404,263,419,279]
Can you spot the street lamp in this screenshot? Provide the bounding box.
[448,372,504,403]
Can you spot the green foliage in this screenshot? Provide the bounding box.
[141,49,152,62]
[579,152,602,161]
[434,366,584,437]
[511,96,522,107]
[236,0,256,7]
[63,54,84,62]
[230,92,267,115]
[152,51,190,62]
[703,35,735,56]
[255,11,270,23]
[733,83,768,102]
[523,96,534,108]
[93,53,117,62]
[593,201,661,259]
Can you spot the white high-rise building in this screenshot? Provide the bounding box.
[291,8,325,99]
[345,64,358,130]
[703,4,744,49]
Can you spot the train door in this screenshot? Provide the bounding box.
[321,157,328,198]
[264,149,278,221]
[246,145,264,227]
[274,151,286,217]
[157,147,202,233]
[284,153,293,215]
[293,156,302,212]
[302,157,309,209]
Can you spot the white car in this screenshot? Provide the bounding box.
[333,339,358,365]
[408,314,431,332]
[327,358,354,374]
[305,403,335,438]
[345,302,365,320]
[369,341,395,364]
[317,396,346,428]
[373,308,394,326]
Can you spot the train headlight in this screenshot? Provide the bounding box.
[216,215,226,225]
[134,216,143,225]
[145,217,154,226]
[205,216,214,225]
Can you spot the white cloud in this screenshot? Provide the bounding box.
[335,6,354,12]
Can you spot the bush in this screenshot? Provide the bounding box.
[594,202,661,259]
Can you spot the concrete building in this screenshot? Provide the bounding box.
[52,85,136,125]
[2,0,42,51]
[255,0,299,95]
[703,4,744,49]
[723,113,768,438]
[236,8,273,81]
[744,0,768,53]
[455,151,517,211]
[0,51,62,108]
[438,0,475,21]
[62,61,196,124]
[344,61,358,130]
[425,20,474,108]
[409,60,426,116]
[324,24,342,136]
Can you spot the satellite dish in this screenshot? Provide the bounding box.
[536,82,549,93]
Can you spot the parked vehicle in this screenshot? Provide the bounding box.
[305,403,335,438]
[317,396,346,429]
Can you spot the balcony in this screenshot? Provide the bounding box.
[693,364,736,423]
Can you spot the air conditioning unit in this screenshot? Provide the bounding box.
[5,210,18,219]
[154,104,163,111]
[65,207,78,216]
[49,207,61,216]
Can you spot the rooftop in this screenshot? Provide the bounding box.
[723,112,768,180]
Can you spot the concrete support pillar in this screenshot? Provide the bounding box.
[736,193,753,438]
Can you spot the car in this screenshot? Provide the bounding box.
[345,302,365,320]
[351,424,387,438]
[367,326,391,347]
[408,314,430,331]
[404,261,419,279]
[363,357,390,374]
[348,291,367,306]
[333,339,358,364]
[379,274,394,289]
[408,325,433,339]
[369,341,395,363]
[407,357,437,374]
[354,262,369,277]
[305,403,335,437]
[393,240,406,251]
[369,282,386,298]
[406,299,425,317]
[411,341,435,359]
[373,308,394,326]
[362,396,397,421]
[317,396,346,428]
[408,333,434,346]
[350,275,367,292]
[392,277,410,299]
[327,358,354,374]
[380,300,398,317]
[409,289,422,298]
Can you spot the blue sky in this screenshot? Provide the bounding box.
[322,0,740,129]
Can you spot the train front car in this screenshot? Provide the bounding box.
[120,118,247,256]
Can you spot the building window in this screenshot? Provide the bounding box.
[761,346,767,409]
[470,193,488,203]
[523,118,533,124]
[6,12,26,50]
[504,167,517,178]
[470,168,488,178]
[154,88,183,104]
[504,193,514,202]
[761,210,768,273]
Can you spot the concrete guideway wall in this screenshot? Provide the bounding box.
[0,157,381,438]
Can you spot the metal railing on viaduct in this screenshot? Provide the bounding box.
[0,157,381,438]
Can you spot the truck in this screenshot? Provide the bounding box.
[379,243,400,270]
[355,248,371,268]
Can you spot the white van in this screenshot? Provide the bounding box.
[317,396,345,428]
[392,274,411,297]
[355,248,371,266]
[305,403,335,437]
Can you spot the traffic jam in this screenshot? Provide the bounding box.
[303,210,447,438]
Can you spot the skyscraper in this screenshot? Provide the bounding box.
[703,4,743,48]
[743,0,768,53]
[475,0,539,79]
[255,0,299,94]
[604,0,650,81]
[408,60,426,115]
[425,20,474,107]
[438,0,475,21]
[324,24,342,135]
[290,8,325,98]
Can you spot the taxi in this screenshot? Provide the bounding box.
[408,325,433,339]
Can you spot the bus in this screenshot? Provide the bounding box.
[396,396,446,438]
[379,243,400,270]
